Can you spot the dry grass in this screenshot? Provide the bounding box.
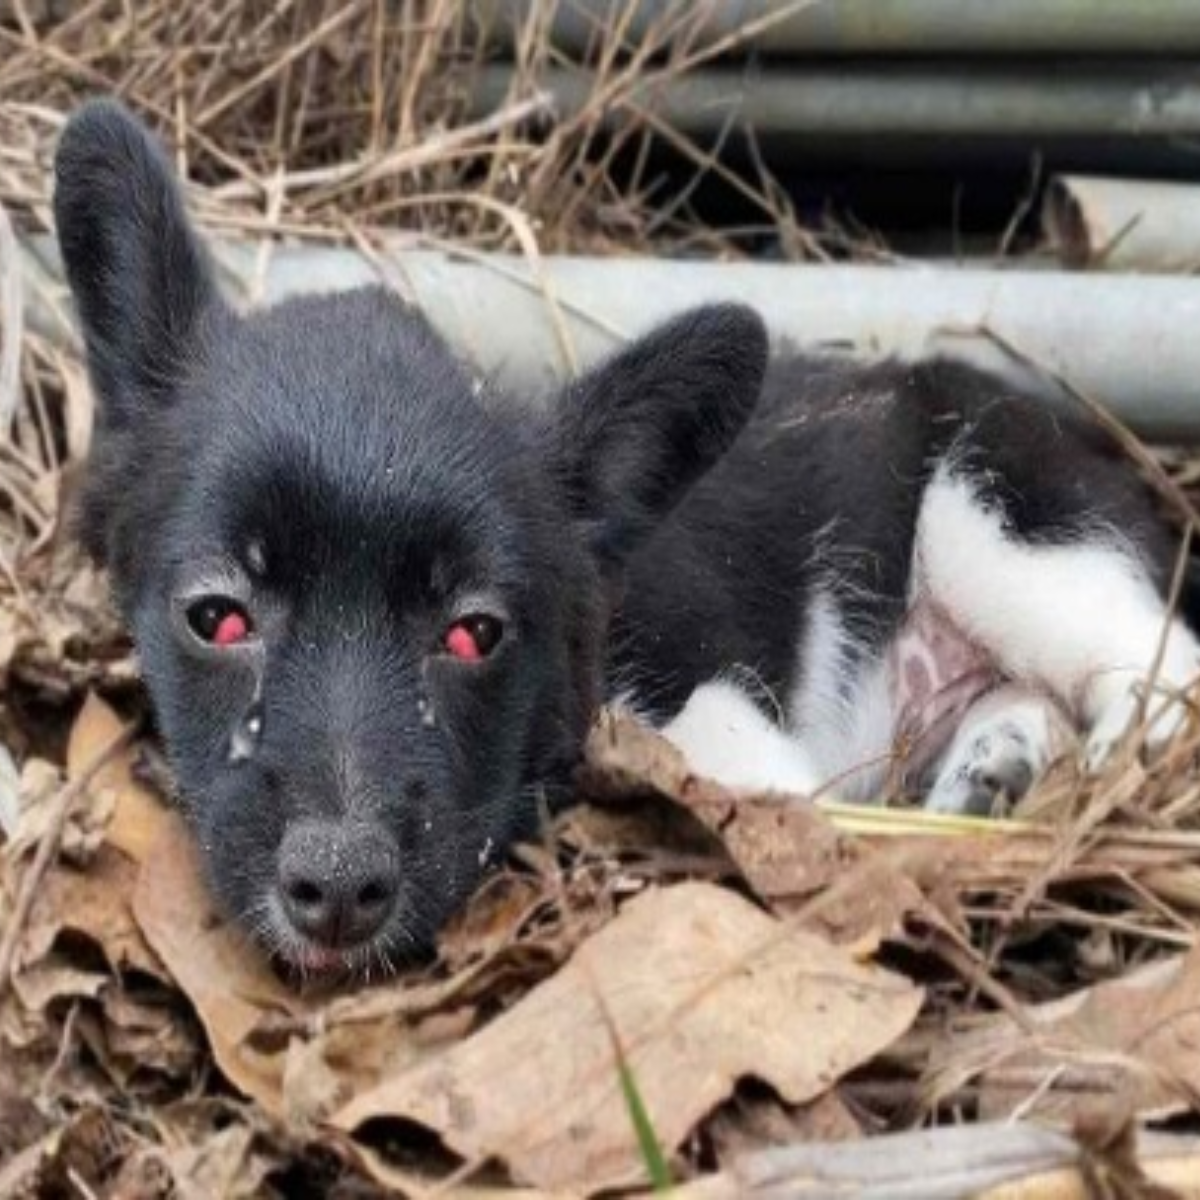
[3,1,1200,1192]
[0,0,817,250]
[0,0,827,570]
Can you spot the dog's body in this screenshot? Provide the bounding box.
[624,355,1197,811]
[55,101,1199,976]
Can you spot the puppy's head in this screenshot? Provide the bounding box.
[54,99,768,977]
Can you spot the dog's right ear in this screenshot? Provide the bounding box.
[54,98,222,423]
[548,304,768,571]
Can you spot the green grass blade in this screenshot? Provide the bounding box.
[615,1045,674,1191]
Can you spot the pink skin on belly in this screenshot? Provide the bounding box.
[887,598,1002,787]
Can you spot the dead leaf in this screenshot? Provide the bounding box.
[19,846,165,981]
[1073,1110,1186,1200]
[333,881,922,1192]
[348,1141,572,1200]
[11,961,106,1014]
[93,987,200,1082]
[0,548,133,706]
[6,755,110,867]
[0,1106,124,1199]
[5,758,59,856]
[133,812,312,1115]
[0,1072,50,1166]
[67,691,170,864]
[582,712,951,944]
[932,948,1200,1122]
[437,872,546,971]
[163,1124,262,1200]
[707,1086,862,1167]
[0,741,19,841]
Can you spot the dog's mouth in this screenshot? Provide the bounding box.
[288,940,355,976]
[269,930,401,982]
[255,892,413,981]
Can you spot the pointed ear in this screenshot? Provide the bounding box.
[54,98,221,423]
[550,304,768,567]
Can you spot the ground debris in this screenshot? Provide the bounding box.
[4,6,1200,1186]
[4,694,1200,1193]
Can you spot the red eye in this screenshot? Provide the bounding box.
[187,596,254,647]
[444,615,503,661]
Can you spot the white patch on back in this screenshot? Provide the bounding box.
[916,465,1200,755]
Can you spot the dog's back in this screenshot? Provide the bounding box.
[632,355,1196,808]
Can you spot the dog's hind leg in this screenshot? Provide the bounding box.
[916,466,1200,776]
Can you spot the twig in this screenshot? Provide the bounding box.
[0,717,138,999]
[667,1123,1200,1199]
[0,198,23,432]
[194,0,367,127]
[208,93,555,204]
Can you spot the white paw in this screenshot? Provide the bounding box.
[925,720,1042,816]
[1085,675,1194,771]
[659,681,822,797]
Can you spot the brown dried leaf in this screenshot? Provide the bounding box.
[582,712,949,944]
[159,1125,268,1200]
[0,1106,124,1199]
[436,872,547,972]
[1073,1110,1185,1200]
[937,948,1200,1122]
[7,756,110,867]
[333,881,922,1192]
[67,691,170,865]
[707,1086,862,1168]
[19,846,165,981]
[11,961,106,1013]
[0,551,132,704]
[348,1142,571,1200]
[95,987,201,1082]
[282,1014,429,1127]
[0,1073,51,1166]
[133,813,313,1115]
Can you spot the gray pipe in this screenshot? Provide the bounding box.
[21,237,1200,441]
[1045,174,1200,272]
[476,0,1200,56]
[470,62,1200,140]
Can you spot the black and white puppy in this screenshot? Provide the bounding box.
[54,100,1199,975]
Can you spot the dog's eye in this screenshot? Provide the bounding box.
[186,596,254,647]
[444,615,503,662]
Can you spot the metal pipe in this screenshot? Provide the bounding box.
[475,0,1200,57]
[21,237,1200,441]
[470,62,1200,141]
[1045,175,1200,272]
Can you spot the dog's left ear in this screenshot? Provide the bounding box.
[549,304,768,568]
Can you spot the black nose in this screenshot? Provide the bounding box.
[276,819,399,947]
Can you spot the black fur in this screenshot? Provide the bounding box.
[55,100,766,968]
[616,357,1179,720]
[55,100,1185,973]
